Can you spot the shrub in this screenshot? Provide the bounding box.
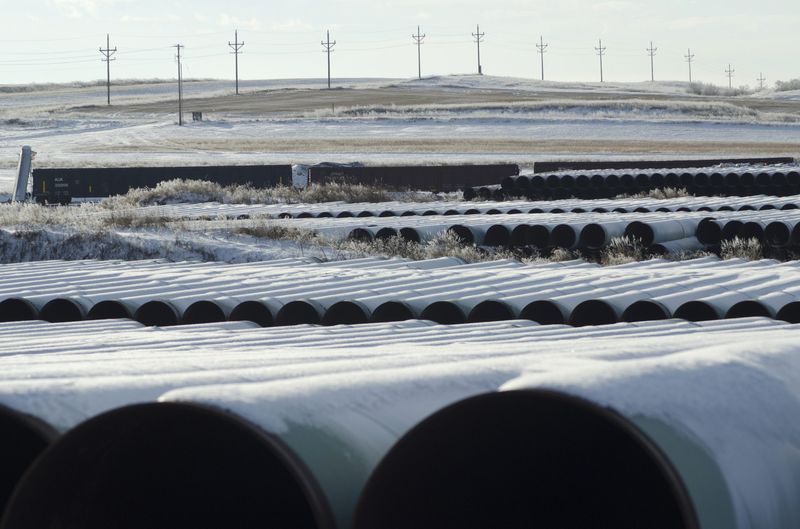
[775,79,800,92]
[601,236,648,266]
[720,237,763,260]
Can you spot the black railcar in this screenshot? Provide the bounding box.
[31,165,293,204]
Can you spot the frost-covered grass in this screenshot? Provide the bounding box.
[775,79,800,92]
[686,82,754,97]
[721,237,764,261]
[616,188,692,200]
[100,179,439,208]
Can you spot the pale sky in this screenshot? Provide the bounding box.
[1,0,798,87]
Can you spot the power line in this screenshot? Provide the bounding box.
[646,41,657,82]
[228,30,245,95]
[99,34,117,106]
[173,44,184,126]
[536,35,548,81]
[725,63,735,89]
[412,26,425,80]
[472,24,485,75]
[321,30,336,89]
[595,39,607,82]
[685,48,695,83]
[757,72,766,90]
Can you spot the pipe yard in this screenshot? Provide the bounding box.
[4,77,800,528]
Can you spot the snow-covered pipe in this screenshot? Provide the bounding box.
[650,237,705,256]
[579,221,629,249]
[626,219,698,246]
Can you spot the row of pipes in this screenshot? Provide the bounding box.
[1,317,798,528]
[4,257,800,327]
[465,166,800,200]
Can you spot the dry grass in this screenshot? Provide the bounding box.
[100,179,438,208]
[721,237,763,260]
[617,187,691,200]
[601,236,648,266]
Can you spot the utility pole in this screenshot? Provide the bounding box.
[646,41,657,82]
[321,30,336,89]
[725,64,735,89]
[595,39,607,82]
[684,48,695,83]
[536,35,548,80]
[99,34,117,106]
[472,24,485,75]
[228,29,245,95]
[757,72,766,90]
[174,44,184,126]
[412,26,425,79]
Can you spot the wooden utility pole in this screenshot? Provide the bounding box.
[646,41,657,82]
[412,26,425,79]
[472,25,485,75]
[757,72,766,90]
[228,30,245,95]
[685,48,695,83]
[536,36,548,80]
[595,39,607,82]
[321,30,336,89]
[174,44,184,126]
[99,34,117,106]
[725,64,735,89]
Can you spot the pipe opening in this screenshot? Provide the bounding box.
[695,221,722,245]
[322,301,369,326]
[0,298,38,322]
[520,300,565,325]
[569,299,618,327]
[419,301,467,325]
[316,212,333,218]
[400,211,417,217]
[464,209,481,215]
[625,221,655,245]
[764,222,791,247]
[134,300,179,327]
[375,228,398,240]
[181,301,226,325]
[275,301,321,326]
[510,225,530,247]
[378,211,396,217]
[484,225,510,247]
[355,390,698,529]
[422,210,438,216]
[550,224,577,249]
[579,224,607,248]
[725,301,772,319]
[1,403,332,529]
[467,300,514,323]
[777,302,800,324]
[443,210,460,216]
[297,212,314,218]
[721,221,743,241]
[399,228,421,243]
[447,225,475,245]
[739,222,764,242]
[336,211,354,218]
[87,300,133,321]
[230,301,273,327]
[0,406,58,517]
[348,228,374,242]
[621,300,670,322]
[673,301,719,322]
[371,301,414,322]
[39,298,84,323]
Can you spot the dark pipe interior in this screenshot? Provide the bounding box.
[484,225,510,247]
[625,221,655,245]
[464,209,481,215]
[528,225,551,248]
[1,403,332,529]
[721,221,743,241]
[181,301,227,325]
[399,228,421,243]
[87,300,133,321]
[695,221,722,245]
[447,225,475,245]
[580,224,607,249]
[621,300,670,322]
[355,390,698,529]
[134,301,179,327]
[371,301,415,322]
[378,211,396,217]
[419,301,467,325]
[673,301,719,322]
[275,301,322,326]
[443,210,460,216]
[550,224,577,249]
[322,301,369,326]
[39,299,84,323]
[316,212,333,218]
[230,301,274,327]
[375,228,399,240]
[738,222,764,242]
[0,298,38,322]
[764,222,791,247]
[0,406,58,517]
[569,300,618,327]
[336,211,354,218]
[520,300,566,325]
[510,225,530,247]
[467,300,515,323]
[777,302,800,323]
[725,301,772,319]
[348,228,374,242]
